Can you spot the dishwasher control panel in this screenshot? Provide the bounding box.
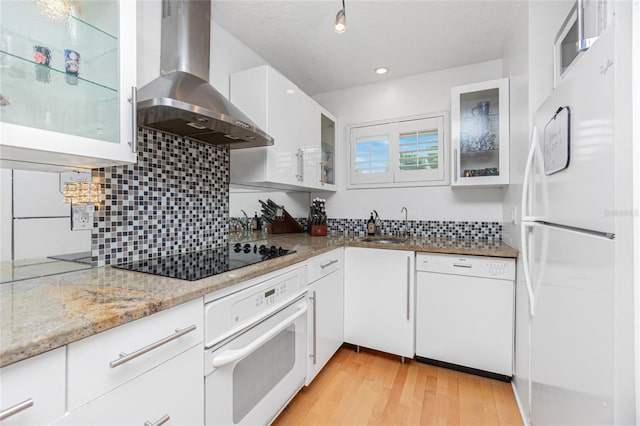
[416,252,516,280]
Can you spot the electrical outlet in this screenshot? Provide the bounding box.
[71,203,94,231]
[511,206,518,225]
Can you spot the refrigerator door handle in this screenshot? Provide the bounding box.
[521,126,538,222]
[520,126,538,316]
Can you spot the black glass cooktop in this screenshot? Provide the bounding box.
[112,243,296,281]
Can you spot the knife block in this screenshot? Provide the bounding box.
[267,210,304,234]
[308,224,327,236]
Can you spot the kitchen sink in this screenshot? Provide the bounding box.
[360,236,408,244]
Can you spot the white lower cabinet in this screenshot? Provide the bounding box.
[344,247,415,358]
[54,345,203,426]
[66,299,203,411]
[306,249,344,385]
[0,348,66,425]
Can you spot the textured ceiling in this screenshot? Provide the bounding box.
[211,1,521,95]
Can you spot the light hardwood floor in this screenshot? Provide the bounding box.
[273,346,523,426]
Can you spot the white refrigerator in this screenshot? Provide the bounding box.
[521,19,616,426]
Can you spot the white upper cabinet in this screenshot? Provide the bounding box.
[0,0,137,171]
[230,65,336,191]
[451,78,509,187]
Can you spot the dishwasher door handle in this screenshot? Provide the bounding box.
[453,263,472,268]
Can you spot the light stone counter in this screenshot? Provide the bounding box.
[0,234,516,367]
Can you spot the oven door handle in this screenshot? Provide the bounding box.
[211,301,307,369]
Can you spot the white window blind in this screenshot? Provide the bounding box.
[348,115,446,188]
[398,130,438,171]
[350,124,393,184]
[354,136,389,174]
[395,116,444,183]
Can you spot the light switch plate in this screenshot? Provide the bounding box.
[71,203,94,231]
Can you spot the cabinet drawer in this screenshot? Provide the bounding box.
[56,345,203,426]
[67,298,203,411]
[0,348,65,426]
[307,248,343,284]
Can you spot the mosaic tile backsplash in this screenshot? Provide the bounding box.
[231,217,502,240]
[327,218,501,240]
[92,129,229,266]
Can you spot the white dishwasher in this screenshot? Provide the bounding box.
[415,252,516,381]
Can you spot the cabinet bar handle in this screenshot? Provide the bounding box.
[109,324,197,369]
[309,291,317,364]
[144,414,170,426]
[0,398,34,421]
[130,86,138,154]
[320,259,338,269]
[300,149,305,182]
[454,148,458,182]
[406,257,411,320]
[295,149,304,182]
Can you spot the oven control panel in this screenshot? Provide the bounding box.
[232,275,301,324]
[252,282,289,308]
[204,266,307,347]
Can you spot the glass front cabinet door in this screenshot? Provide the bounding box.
[0,0,136,170]
[451,78,509,187]
[319,110,336,189]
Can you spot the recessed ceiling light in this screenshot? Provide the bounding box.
[374,67,389,75]
[285,89,296,95]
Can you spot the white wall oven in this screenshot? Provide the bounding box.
[204,267,308,426]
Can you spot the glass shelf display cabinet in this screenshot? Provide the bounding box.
[451,78,509,187]
[0,0,137,171]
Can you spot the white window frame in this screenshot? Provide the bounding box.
[347,113,449,189]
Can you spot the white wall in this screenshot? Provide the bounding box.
[229,189,310,219]
[312,60,505,222]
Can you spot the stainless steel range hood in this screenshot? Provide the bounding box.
[137,0,273,149]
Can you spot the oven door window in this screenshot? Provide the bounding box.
[233,324,296,423]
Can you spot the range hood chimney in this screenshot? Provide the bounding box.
[137,0,273,149]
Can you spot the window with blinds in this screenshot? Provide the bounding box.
[349,115,446,188]
[354,136,390,175]
[398,129,439,171]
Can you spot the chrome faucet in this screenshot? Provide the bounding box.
[372,210,382,236]
[401,207,409,238]
[240,210,250,230]
[230,217,245,232]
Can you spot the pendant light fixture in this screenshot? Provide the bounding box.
[334,0,346,33]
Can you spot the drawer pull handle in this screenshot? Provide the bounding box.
[0,398,34,421]
[320,259,338,269]
[144,414,170,426]
[109,324,197,369]
[453,263,472,268]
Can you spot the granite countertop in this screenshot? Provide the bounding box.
[0,234,517,368]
